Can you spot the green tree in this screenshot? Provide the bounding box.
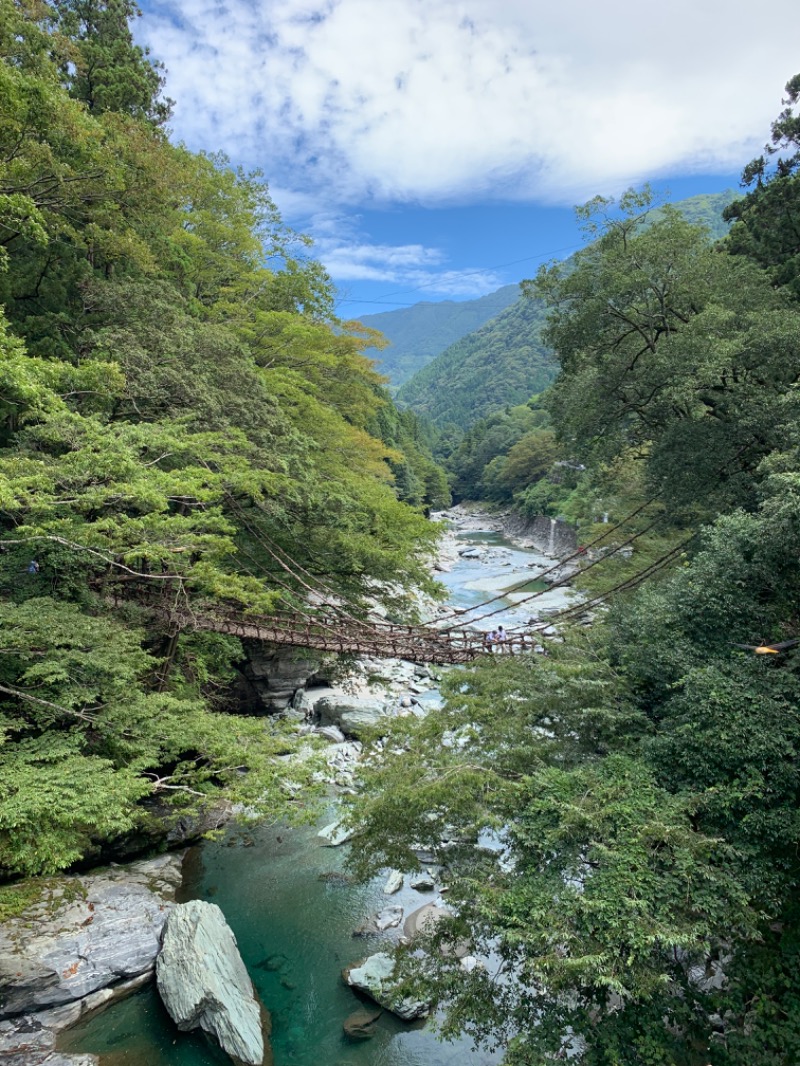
[530,189,800,516]
[724,74,800,298]
[52,0,171,123]
[347,476,800,1063]
[0,0,445,880]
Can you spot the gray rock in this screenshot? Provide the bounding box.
[315,695,390,738]
[239,643,326,714]
[317,821,354,847]
[156,901,266,1066]
[410,873,436,892]
[41,1057,99,1066]
[382,870,403,895]
[315,725,346,743]
[292,685,338,718]
[342,954,428,1021]
[0,974,150,1064]
[6,1055,100,1066]
[0,854,184,1018]
[342,1007,382,1040]
[374,907,403,932]
[351,920,378,938]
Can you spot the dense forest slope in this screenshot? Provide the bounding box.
[395,296,556,427]
[360,283,519,387]
[395,191,736,431]
[0,0,446,879]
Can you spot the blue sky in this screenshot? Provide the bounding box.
[136,0,800,320]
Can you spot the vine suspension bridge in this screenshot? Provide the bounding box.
[102,498,678,665]
[108,579,534,665]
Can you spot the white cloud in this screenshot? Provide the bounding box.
[306,216,503,295]
[141,0,799,209]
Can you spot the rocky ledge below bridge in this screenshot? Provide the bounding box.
[0,853,184,1065]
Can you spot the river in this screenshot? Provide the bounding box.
[62,520,573,1066]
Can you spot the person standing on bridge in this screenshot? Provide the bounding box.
[485,629,497,652]
[496,625,509,652]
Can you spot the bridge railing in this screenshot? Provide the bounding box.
[103,579,537,663]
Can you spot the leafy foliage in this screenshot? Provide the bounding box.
[396,296,557,429]
[348,84,800,1064]
[724,74,800,298]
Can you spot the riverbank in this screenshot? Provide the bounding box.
[0,854,185,1066]
[432,502,578,560]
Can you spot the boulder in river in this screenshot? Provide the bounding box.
[317,820,354,847]
[342,1007,382,1040]
[374,906,403,931]
[156,900,269,1066]
[409,872,436,892]
[382,869,403,894]
[315,695,390,738]
[342,953,429,1021]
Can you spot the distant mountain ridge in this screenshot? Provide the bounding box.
[395,297,556,428]
[394,191,737,429]
[360,284,520,388]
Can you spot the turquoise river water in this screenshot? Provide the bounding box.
[62,528,563,1065]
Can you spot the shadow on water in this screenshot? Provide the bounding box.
[60,983,229,1066]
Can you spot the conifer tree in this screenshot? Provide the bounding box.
[52,0,171,123]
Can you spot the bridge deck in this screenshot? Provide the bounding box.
[109,584,531,664]
[195,614,531,664]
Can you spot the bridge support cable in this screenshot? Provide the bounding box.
[434,497,664,626]
[506,535,697,641]
[224,491,413,636]
[438,440,760,629]
[439,514,666,633]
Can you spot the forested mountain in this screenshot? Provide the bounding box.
[652,188,736,238]
[395,296,556,427]
[349,78,800,1066]
[396,191,735,432]
[360,283,519,387]
[0,0,445,878]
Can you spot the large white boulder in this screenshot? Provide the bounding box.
[342,953,429,1021]
[156,901,267,1066]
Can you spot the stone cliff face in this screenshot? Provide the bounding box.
[502,514,578,558]
[0,854,185,1065]
[234,642,327,713]
[0,854,183,1018]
